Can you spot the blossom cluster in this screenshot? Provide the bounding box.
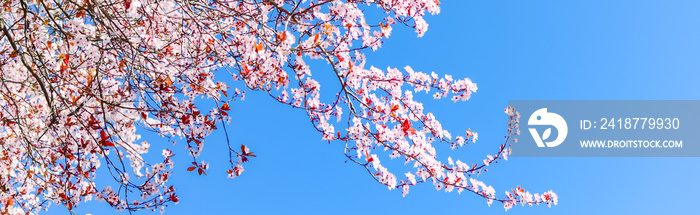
[0,0,555,214]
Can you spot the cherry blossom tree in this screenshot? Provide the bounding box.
[0,0,557,214]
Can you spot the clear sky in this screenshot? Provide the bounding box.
[47,0,699,214]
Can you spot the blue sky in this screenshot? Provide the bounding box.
[49,1,699,214]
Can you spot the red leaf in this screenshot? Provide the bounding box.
[100,130,108,141]
[99,131,114,147]
[221,103,230,111]
[187,166,196,171]
[401,119,412,134]
[102,141,114,147]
